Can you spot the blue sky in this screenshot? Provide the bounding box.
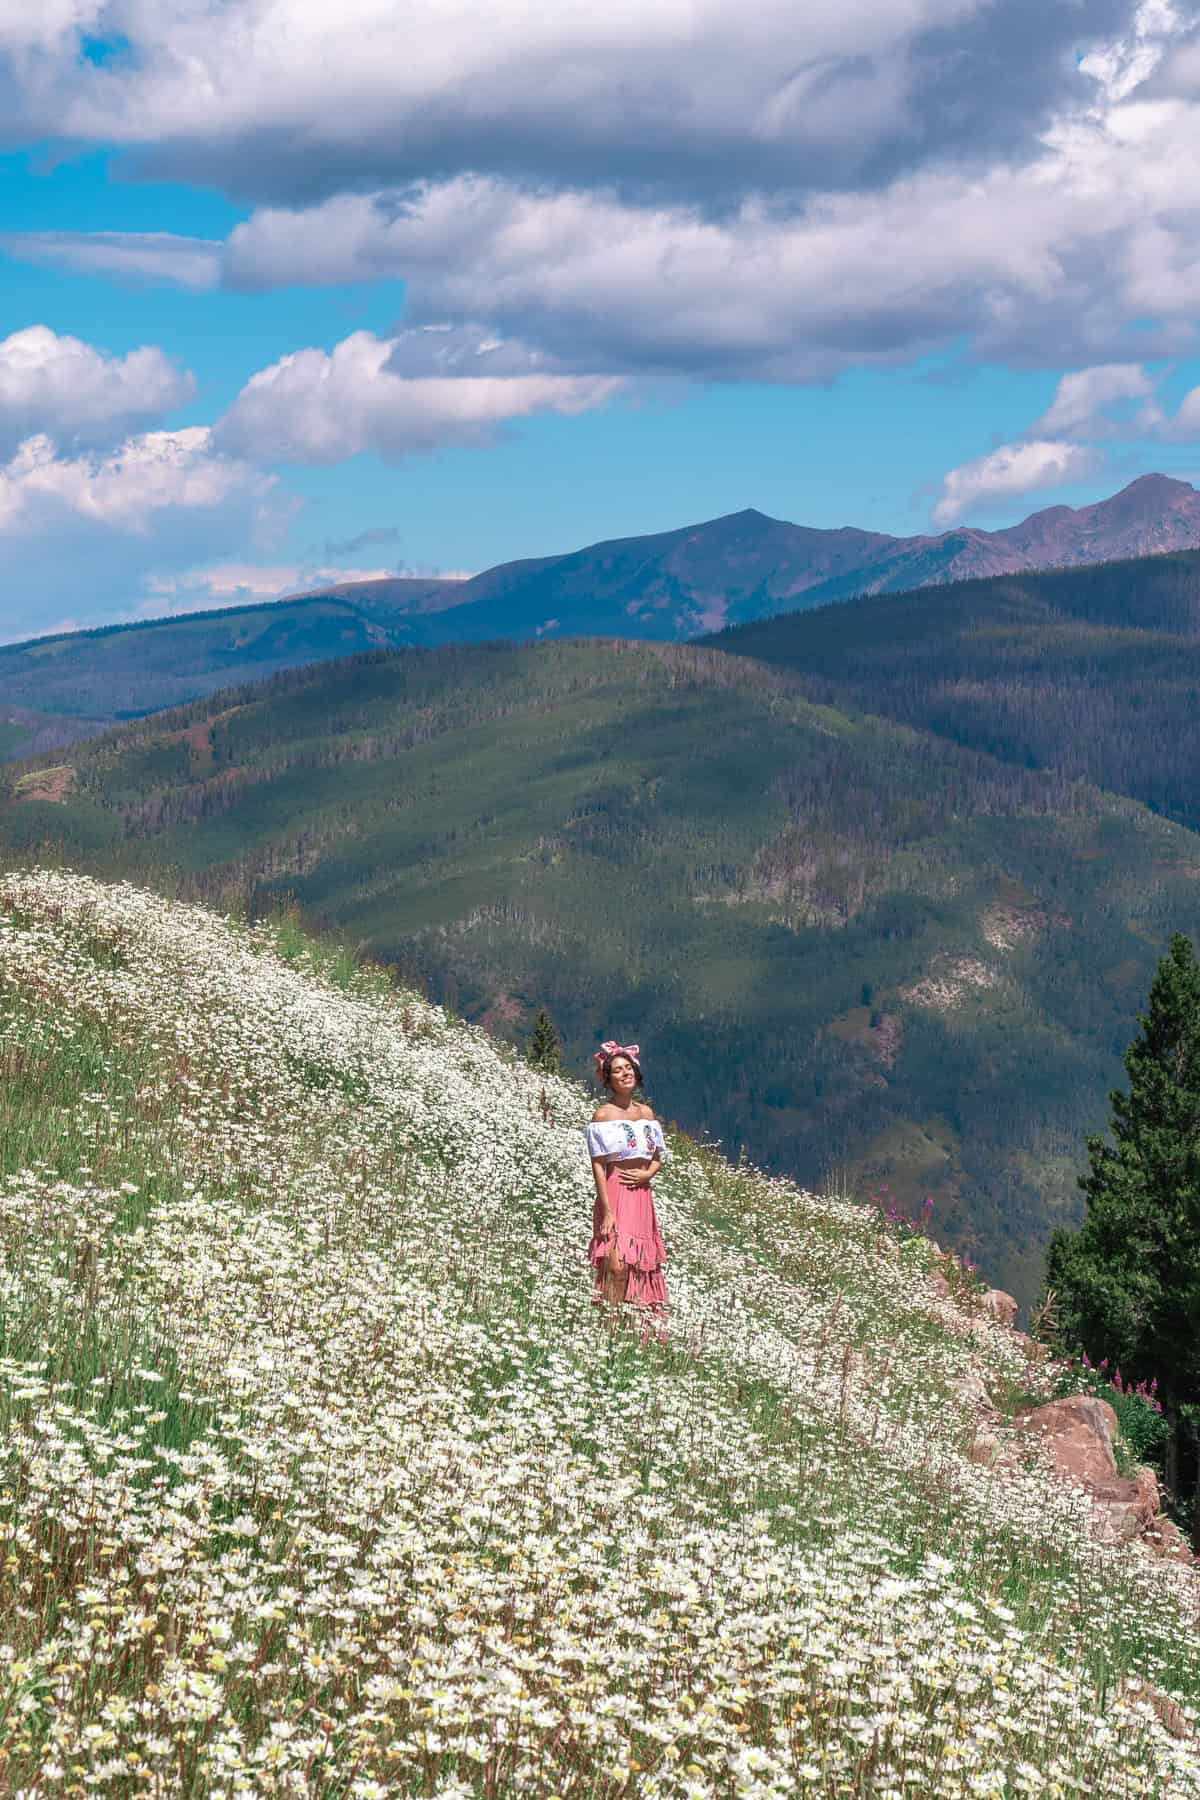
[3,0,1200,640]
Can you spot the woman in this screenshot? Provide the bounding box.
[586,1040,668,1311]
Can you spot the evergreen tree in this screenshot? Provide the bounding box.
[1046,933,1200,1517]
[526,1007,561,1074]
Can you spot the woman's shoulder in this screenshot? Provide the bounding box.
[634,1102,657,1121]
[591,1103,621,1122]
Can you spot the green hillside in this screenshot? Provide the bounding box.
[0,865,1197,1794]
[709,551,1200,833]
[6,638,1200,1305]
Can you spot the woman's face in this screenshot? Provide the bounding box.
[608,1055,638,1097]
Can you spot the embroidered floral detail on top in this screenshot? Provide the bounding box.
[585,1118,668,1162]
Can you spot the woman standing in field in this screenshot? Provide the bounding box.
[587,1041,668,1312]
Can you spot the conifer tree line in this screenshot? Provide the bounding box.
[1048,934,1200,1534]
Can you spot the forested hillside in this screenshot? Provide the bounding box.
[710,550,1200,832]
[6,638,1200,1305]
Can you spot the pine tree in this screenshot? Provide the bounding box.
[526,1007,561,1074]
[1046,933,1200,1519]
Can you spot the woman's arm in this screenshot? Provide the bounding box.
[618,1156,661,1189]
[591,1156,616,1234]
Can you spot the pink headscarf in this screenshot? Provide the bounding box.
[594,1039,641,1082]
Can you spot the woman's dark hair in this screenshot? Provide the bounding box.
[601,1051,643,1088]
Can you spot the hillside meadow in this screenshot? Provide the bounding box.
[0,865,1197,1795]
[5,639,1200,1305]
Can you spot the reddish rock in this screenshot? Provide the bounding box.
[929,1271,951,1300]
[1091,1469,1162,1542]
[983,1289,1019,1327]
[1018,1395,1118,1485]
[1019,1402,1196,1559]
[1142,1516,1197,1566]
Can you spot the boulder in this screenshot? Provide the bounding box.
[1091,1468,1162,1542]
[929,1271,951,1300]
[1018,1395,1118,1485]
[983,1288,1019,1327]
[1019,1401,1195,1560]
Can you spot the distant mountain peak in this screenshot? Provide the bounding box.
[1115,471,1194,496]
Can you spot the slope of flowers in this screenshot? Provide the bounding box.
[0,866,1197,1798]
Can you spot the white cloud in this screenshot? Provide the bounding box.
[134,560,398,618]
[1,0,1130,211]
[1,6,1195,393]
[0,326,194,457]
[215,131,1196,383]
[0,429,267,536]
[4,231,222,291]
[0,0,104,59]
[0,429,291,641]
[932,441,1098,527]
[1079,0,1186,103]
[215,329,621,464]
[4,0,1200,619]
[1031,364,1157,438]
[1160,383,1200,436]
[936,357,1200,524]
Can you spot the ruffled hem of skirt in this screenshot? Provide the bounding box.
[590,1263,668,1309]
[588,1230,666,1274]
[621,1266,668,1308]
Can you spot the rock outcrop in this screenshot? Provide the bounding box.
[1016,1395,1195,1565]
[933,1255,1197,1571]
[982,1288,1018,1327]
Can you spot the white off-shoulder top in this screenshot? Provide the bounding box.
[586,1117,668,1162]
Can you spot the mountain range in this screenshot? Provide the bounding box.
[311,470,1200,640]
[4,472,1200,755]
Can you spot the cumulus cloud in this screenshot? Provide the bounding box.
[932,441,1099,526]
[1081,0,1189,102]
[5,0,1200,611]
[1031,364,1158,438]
[215,328,621,464]
[0,428,290,640]
[0,0,1135,211]
[212,115,1200,384]
[2,4,1196,393]
[0,326,194,457]
[0,428,268,536]
[935,353,1200,523]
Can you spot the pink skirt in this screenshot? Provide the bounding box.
[589,1164,668,1309]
